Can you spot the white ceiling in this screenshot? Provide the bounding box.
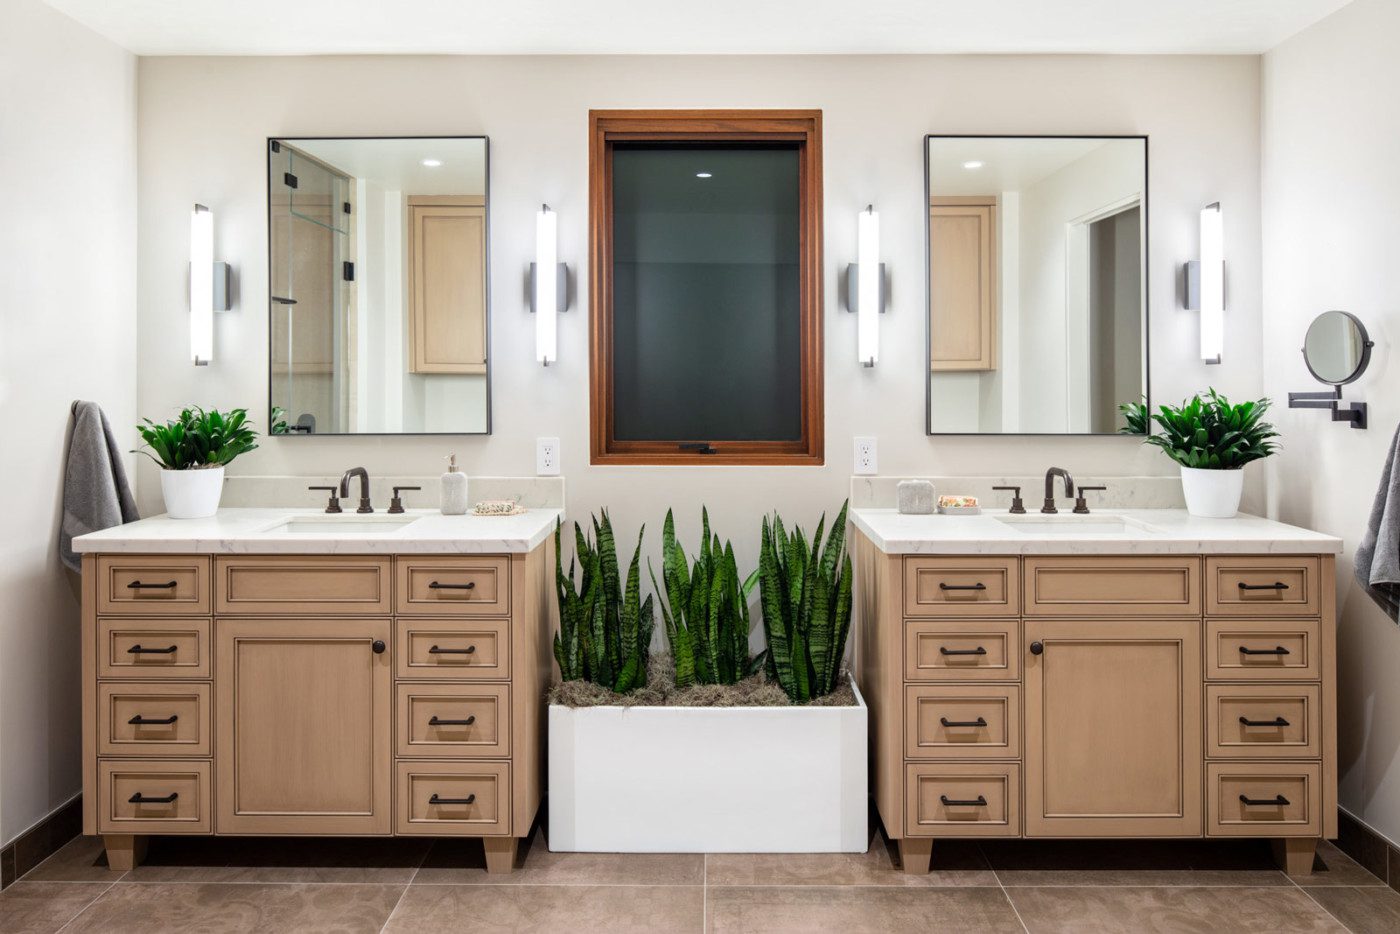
[287,138,487,195]
[45,0,1351,56]
[928,138,1123,195]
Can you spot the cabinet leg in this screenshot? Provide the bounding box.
[482,837,518,875]
[1271,837,1318,876]
[103,834,148,871]
[897,837,933,874]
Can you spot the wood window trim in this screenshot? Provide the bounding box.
[588,109,824,466]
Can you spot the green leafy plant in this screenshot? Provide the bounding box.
[134,406,259,470]
[756,501,854,703]
[553,512,655,694]
[1120,390,1279,469]
[1117,397,1149,435]
[270,406,290,435]
[649,508,761,689]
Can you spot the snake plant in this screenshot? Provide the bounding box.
[553,512,655,694]
[1119,390,1279,469]
[649,508,761,689]
[756,500,854,703]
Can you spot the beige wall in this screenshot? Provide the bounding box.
[135,53,1264,573]
[0,0,137,845]
[1263,0,1400,845]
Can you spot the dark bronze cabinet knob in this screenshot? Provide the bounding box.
[372,640,386,654]
[1030,641,1044,656]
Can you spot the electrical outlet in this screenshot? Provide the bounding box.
[536,437,560,476]
[854,436,878,475]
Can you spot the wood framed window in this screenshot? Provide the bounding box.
[588,110,824,465]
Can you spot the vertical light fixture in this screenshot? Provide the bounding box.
[534,205,558,365]
[190,204,214,366]
[1197,202,1223,364]
[854,205,882,367]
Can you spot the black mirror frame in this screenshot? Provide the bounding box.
[1302,310,1373,387]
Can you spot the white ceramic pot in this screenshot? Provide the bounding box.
[1179,465,1244,518]
[160,466,225,519]
[548,681,868,853]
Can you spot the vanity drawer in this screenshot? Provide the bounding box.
[904,558,1018,617]
[98,682,211,757]
[905,685,1020,759]
[397,683,510,758]
[97,556,210,616]
[905,762,1020,837]
[1206,761,1321,837]
[396,557,511,616]
[396,618,510,680]
[98,618,210,679]
[905,620,1020,682]
[1206,684,1321,759]
[1206,619,1320,681]
[214,556,392,615]
[1206,558,1321,617]
[395,760,510,835]
[1024,556,1201,617]
[97,759,211,834]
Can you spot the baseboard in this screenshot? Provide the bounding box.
[1335,806,1400,894]
[0,794,82,890]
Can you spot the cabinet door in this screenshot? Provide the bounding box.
[929,200,995,372]
[408,198,487,375]
[216,617,391,834]
[1025,618,1202,836]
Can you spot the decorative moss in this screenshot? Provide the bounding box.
[548,654,857,709]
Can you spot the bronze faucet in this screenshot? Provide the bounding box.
[339,467,373,514]
[1042,467,1075,514]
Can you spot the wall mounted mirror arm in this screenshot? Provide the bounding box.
[1288,386,1367,429]
[1288,310,1372,430]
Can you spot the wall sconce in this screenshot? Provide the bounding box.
[1183,202,1223,365]
[189,204,230,367]
[845,205,885,367]
[529,204,570,366]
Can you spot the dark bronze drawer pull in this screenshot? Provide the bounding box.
[428,645,477,655]
[429,793,476,806]
[1239,794,1290,807]
[127,580,177,590]
[428,581,477,591]
[128,791,178,804]
[127,714,178,726]
[1239,645,1290,656]
[939,646,987,657]
[940,795,988,807]
[939,582,987,592]
[429,715,477,726]
[1238,581,1289,591]
[940,717,988,728]
[1239,716,1290,728]
[127,644,179,655]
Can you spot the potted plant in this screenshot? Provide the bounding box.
[547,505,866,854]
[134,406,258,518]
[1120,390,1279,518]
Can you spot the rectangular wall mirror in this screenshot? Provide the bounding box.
[267,136,489,435]
[925,135,1147,435]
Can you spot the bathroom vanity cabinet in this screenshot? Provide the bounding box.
[851,510,1340,875]
[74,511,558,873]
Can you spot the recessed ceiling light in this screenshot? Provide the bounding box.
[962,160,984,170]
[695,172,712,178]
[421,158,442,167]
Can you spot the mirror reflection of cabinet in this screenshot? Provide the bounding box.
[408,197,486,375]
[929,197,996,372]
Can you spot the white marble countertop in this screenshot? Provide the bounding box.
[851,508,1342,556]
[71,508,564,555]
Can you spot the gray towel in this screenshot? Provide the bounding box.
[1355,421,1400,621]
[60,401,139,572]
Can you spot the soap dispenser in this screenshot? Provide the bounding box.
[440,454,468,515]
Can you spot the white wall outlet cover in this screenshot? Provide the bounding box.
[536,437,561,476]
[853,437,878,475]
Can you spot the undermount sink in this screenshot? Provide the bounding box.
[994,514,1161,536]
[264,516,419,534]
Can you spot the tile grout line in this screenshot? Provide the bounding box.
[980,842,1032,934]
[377,842,432,933]
[52,879,119,934]
[1284,867,1358,933]
[702,852,708,933]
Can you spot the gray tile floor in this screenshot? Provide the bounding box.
[4,822,1399,933]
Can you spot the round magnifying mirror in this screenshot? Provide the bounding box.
[1303,310,1373,385]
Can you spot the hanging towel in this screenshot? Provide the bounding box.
[1355,421,1400,621]
[60,401,139,572]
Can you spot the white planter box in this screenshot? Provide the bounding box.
[548,681,867,853]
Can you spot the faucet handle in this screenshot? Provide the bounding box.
[1074,485,1108,515]
[308,485,342,514]
[389,486,421,515]
[991,485,1026,515]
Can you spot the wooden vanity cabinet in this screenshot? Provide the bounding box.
[80,542,555,874]
[855,533,1337,875]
